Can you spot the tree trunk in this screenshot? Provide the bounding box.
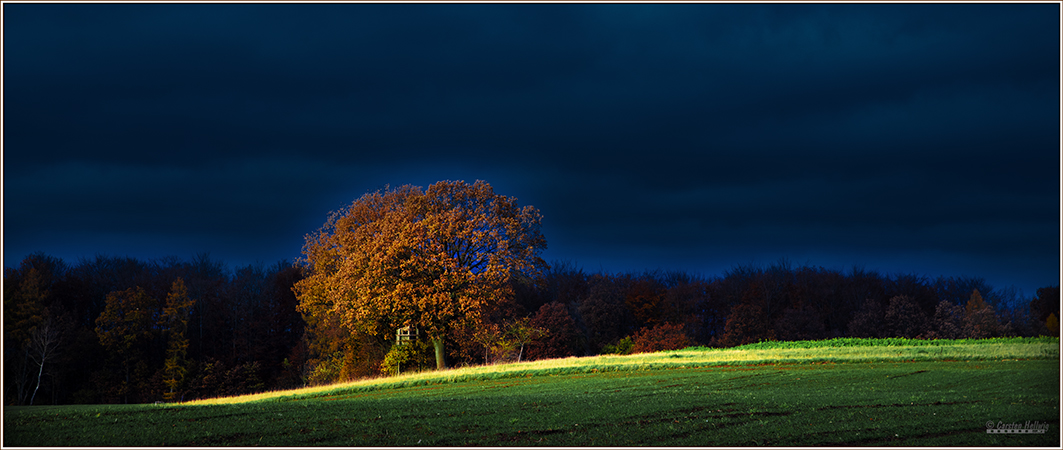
[29,360,44,406]
[432,337,446,370]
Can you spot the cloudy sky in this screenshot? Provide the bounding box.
[4,3,1059,295]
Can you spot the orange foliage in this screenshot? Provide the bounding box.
[294,180,547,368]
[630,322,691,354]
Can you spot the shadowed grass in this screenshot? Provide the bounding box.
[5,337,1058,447]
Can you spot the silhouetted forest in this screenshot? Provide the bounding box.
[4,252,1059,405]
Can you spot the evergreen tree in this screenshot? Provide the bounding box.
[159,278,195,401]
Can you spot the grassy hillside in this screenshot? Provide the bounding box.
[5,337,1059,446]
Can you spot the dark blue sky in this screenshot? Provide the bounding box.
[4,3,1059,296]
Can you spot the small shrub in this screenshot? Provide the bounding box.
[602,336,634,355]
[307,355,343,386]
[380,340,433,376]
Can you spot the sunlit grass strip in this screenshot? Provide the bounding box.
[185,337,1058,406]
[721,336,1059,350]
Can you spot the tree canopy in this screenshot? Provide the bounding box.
[293,180,548,369]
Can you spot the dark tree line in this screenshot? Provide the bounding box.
[4,253,1059,405]
[4,252,305,405]
[511,260,1059,355]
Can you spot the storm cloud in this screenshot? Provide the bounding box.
[4,3,1059,295]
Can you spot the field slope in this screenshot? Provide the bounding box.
[5,337,1059,446]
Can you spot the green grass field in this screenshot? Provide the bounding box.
[5,337,1059,446]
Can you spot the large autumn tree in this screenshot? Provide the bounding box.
[294,180,547,370]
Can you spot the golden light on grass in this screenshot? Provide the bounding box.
[183,337,1057,406]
